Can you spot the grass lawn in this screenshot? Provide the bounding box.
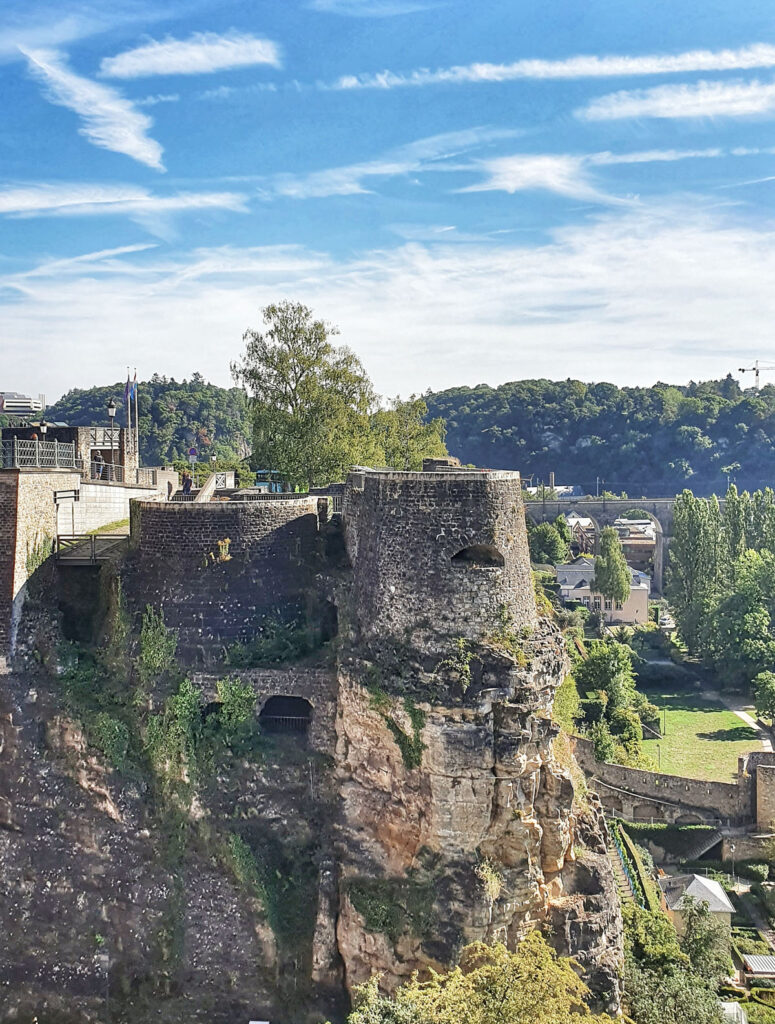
[641,688,762,781]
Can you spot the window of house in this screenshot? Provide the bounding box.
[593,597,601,610]
[604,599,612,611]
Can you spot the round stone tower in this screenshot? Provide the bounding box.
[343,469,536,649]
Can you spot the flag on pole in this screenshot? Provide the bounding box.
[124,372,131,404]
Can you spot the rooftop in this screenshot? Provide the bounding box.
[659,874,735,915]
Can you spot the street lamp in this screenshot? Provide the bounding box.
[39,419,48,436]
[107,399,116,425]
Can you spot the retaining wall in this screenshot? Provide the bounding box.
[573,736,751,824]
[191,666,337,750]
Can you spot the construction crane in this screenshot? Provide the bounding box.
[738,360,775,390]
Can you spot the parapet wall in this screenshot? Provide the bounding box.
[343,470,535,648]
[125,495,328,663]
[573,736,753,824]
[130,495,325,563]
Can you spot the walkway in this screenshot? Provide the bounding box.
[706,689,773,754]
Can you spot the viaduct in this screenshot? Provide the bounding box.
[524,497,682,592]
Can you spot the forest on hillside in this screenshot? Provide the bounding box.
[46,373,251,466]
[44,373,775,494]
[425,375,775,496]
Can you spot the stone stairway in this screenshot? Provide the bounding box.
[682,828,723,862]
[608,843,636,904]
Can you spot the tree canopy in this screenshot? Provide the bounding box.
[425,375,775,496]
[232,301,378,488]
[343,933,616,1024]
[232,301,447,486]
[667,485,775,687]
[592,527,631,605]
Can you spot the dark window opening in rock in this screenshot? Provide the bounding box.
[451,545,505,568]
[259,695,312,735]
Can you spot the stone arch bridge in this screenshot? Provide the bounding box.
[524,497,681,592]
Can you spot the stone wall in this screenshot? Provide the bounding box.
[126,496,328,662]
[573,736,750,824]
[0,470,81,661]
[192,666,337,751]
[343,470,536,652]
[130,494,324,561]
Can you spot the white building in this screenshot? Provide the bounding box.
[555,556,650,625]
[658,874,735,935]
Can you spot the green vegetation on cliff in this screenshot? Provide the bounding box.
[339,932,617,1024]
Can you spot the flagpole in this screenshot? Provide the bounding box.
[125,366,131,455]
[133,369,139,463]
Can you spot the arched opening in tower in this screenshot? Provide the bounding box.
[451,544,505,568]
[259,695,313,736]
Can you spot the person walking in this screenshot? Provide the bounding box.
[182,470,192,495]
[92,450,104,480]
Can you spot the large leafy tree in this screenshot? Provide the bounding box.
[667,491,722,654]
[592,527,631,605]
[232,301,379,488]
[370,395,448,471]
[622,904,725,1024]
[528,520,570,565]
[343,933,616,1024]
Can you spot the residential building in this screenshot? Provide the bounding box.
[564,512,595,555]
[613,517,656,575]
[658,874,735,935]
[555,555,650,625]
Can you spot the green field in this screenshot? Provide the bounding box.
[641,688,762,782]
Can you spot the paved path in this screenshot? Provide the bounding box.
[706,690,773,753]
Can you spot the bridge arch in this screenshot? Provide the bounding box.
[525,497,676,593]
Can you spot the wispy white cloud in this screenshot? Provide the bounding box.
[579,78,775,120]
[100,31,281,79]
[459,154,622,204]
[261,127,520,198]
[3,203,775,401]
[199,82,278,101]
[0,1,173,63]
[308,0,437,16]
[0,184,248,239]
[136,92,180,106]
[21,48,165,170]
[464,147,760,201]
[328,42,775,90]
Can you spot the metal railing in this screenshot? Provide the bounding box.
[55,534,129,564]
[1,438,76,469]
[259,715,311,733]
[79,459,124,482]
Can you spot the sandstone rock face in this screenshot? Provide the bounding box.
[334,620,622,1010]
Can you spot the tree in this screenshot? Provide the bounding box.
[754,671,775,724]
[232,301,378,488]
[344,933,617,1024]
[370,395,448,471]
[592,527,630,605]
[679,896,732,987]
[528,521,570,565]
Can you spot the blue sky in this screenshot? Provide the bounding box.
[3,0,775,402]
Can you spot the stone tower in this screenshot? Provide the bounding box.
[335,467,622,1009]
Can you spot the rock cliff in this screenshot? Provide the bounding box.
[0,469,623,1021]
